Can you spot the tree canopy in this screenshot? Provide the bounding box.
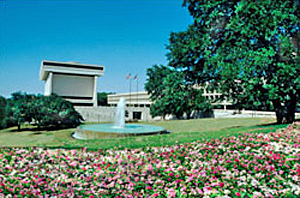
[145,65,212,119]
[5,92,83,130]
[97,92,114,106]
[166,0,300,123]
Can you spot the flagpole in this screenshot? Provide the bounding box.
[136,77,138,108]
[126,73,132,120]
[129,77,131,109]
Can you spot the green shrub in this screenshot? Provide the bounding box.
[32,94,83,128]
[5,92,83,130]
[5,92,33,130]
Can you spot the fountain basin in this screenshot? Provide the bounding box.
[73,124,166,139]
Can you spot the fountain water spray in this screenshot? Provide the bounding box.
[73,97,166,139]
[113,97,126,128]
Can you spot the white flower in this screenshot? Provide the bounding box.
[224,190,230,195]
[251,179,259,186]
[240,175,246,181]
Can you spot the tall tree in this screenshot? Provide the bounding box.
[145,65,211,119]
[167,0,300,123]
[145,65,173,101]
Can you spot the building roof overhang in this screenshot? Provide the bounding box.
[39,60,105,80]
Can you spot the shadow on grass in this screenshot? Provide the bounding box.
[254,118,300,127]
[7,125,78,133]
[215,121,286,131]
[257,122,284,127]
[31,132,43,135]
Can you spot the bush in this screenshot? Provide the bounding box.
[32,94,83,128]
[0,96,6,128]
[5,92,83,130]
[5,92,33,130]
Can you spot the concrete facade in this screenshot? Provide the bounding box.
[75,106,152,123]
[108,91,152,107]
[108,90,232,109]
[40,60,104,107]
[107,92,152,121]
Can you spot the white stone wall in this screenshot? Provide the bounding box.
[75,106,152,123]
[44,72,52,96]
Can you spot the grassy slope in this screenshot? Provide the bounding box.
[0,117,287,150]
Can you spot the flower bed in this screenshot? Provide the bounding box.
[0,124,300,197]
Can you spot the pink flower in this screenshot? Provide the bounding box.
[236,192,241,197]
[147,164,154,171]
[146,186,152,190]
[279,170,284,174]
[203,186,212,192]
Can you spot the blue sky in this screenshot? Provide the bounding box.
[0,0,193,97]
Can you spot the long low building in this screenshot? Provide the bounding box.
[107,91,232,121]
[107,91,152,108]
[108,91,231,110]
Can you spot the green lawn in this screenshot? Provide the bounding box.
[0,117,287,150]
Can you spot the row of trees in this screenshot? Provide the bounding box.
[2,92,83,130]
[146,0,300,123]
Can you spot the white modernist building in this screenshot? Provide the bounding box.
[107,91,151,107]
[108,90,231,109]
[39,60,104,107]
[107,92,152,120]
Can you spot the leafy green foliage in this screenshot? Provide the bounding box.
[97,92,114,106]
[0,96,6,128]
[145,66,212,119]
[145,65,172,101]
[31,94,83,128]
[167,0,300,123]
[5,92,83,130]
[5,92,34,129]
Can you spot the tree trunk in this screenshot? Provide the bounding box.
[273,99,296,124]
[18,124,21,131]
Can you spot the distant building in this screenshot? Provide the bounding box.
[107,91,151,107]
[39,60,104,107]
[194,84,232,110]
[107,92,152,120]
[108,90,231,110]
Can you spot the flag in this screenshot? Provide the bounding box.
[126,73,131,80]
[133,75,138,80]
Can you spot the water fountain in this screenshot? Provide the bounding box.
[73,98,166,139]
[113,97,126,129]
